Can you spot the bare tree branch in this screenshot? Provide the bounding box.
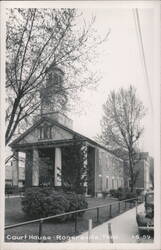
[98,85,146,191]
[6,8,108,148]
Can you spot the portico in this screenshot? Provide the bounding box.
[11,141,68,188]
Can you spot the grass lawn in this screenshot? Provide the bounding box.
[5,196,133,243]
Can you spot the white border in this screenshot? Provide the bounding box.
[0,1,160,250]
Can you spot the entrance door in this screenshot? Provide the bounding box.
[39,148,55,187]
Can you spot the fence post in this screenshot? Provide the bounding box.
[97,208,100,223]
[108,223,113,243]
[118,202,121,214]
[88,219,92,243]
[38,219,43,242]
[109,204,112,218]
[125,200,126,210]
[135,199,138,214]
[75,213,78,235]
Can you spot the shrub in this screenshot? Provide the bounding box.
[77,194,88,216]
[21,187,69,221]
[102,191,109,199]
[118,189,137,201]
[21,187,88,221]
[109,189,121,198]
[124,191,137,200]
[64,192,79,220]
[109,188,137,201]
[109,189,117,197]
[63,191,88,219]
[5,184,13,194]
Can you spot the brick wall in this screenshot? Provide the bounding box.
[95,147,124,194]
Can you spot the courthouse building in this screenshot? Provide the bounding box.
[9,65,125,197]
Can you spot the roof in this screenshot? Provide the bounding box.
[9,116,123,161]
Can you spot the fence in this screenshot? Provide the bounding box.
[5,197,142,243]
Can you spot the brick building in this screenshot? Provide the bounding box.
[9,65,124,197]
[122,152,153,191]
[133,152,153,190]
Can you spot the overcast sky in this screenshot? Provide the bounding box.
[70,8,155,156]
[2,2,159,159]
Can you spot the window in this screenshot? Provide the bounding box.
[121,178,123,187]
[44,126,52,139]
[39,127,43,139]
[106,176,109,189]
[39,125,52,140]
[116,179,118,189]
[98,174,102,191]
[118,178,121,188]
[112,178,115,189]
[106,155,109,169]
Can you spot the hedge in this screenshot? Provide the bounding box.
[109,188,137,200]
[21,187,88,221]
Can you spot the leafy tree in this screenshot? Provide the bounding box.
[61,138,87,194]
[6,8,109,146]
[99,85,146,191]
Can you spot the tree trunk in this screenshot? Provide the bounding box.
[129,152,134,192]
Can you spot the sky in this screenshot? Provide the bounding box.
[69,8,156,157]
[3,4,159,159]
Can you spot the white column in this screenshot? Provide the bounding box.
[12,151,19,187]
[32,148,39,186]
[55,147,62,186]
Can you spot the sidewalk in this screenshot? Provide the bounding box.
[68,205,144,243]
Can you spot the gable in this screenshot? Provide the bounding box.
[17,121,74,145]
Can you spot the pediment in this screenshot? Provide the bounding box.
[15,120,74,145]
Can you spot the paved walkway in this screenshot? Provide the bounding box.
[68,204,147,243]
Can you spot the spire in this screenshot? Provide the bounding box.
[40,65,64,115]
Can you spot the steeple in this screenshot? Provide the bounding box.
[40,64,64,115]
[36,64,73,129]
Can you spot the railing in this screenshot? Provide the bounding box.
[138,226,154,230]
[5,197,142,243]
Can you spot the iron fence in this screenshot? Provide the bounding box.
[5,196,143,243]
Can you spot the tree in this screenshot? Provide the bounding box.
[61,138,87,194]
[6,8,109,146]
[99,85,146,191]
[149,158,154,189]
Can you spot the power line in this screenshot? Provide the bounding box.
[132,8,153,113]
